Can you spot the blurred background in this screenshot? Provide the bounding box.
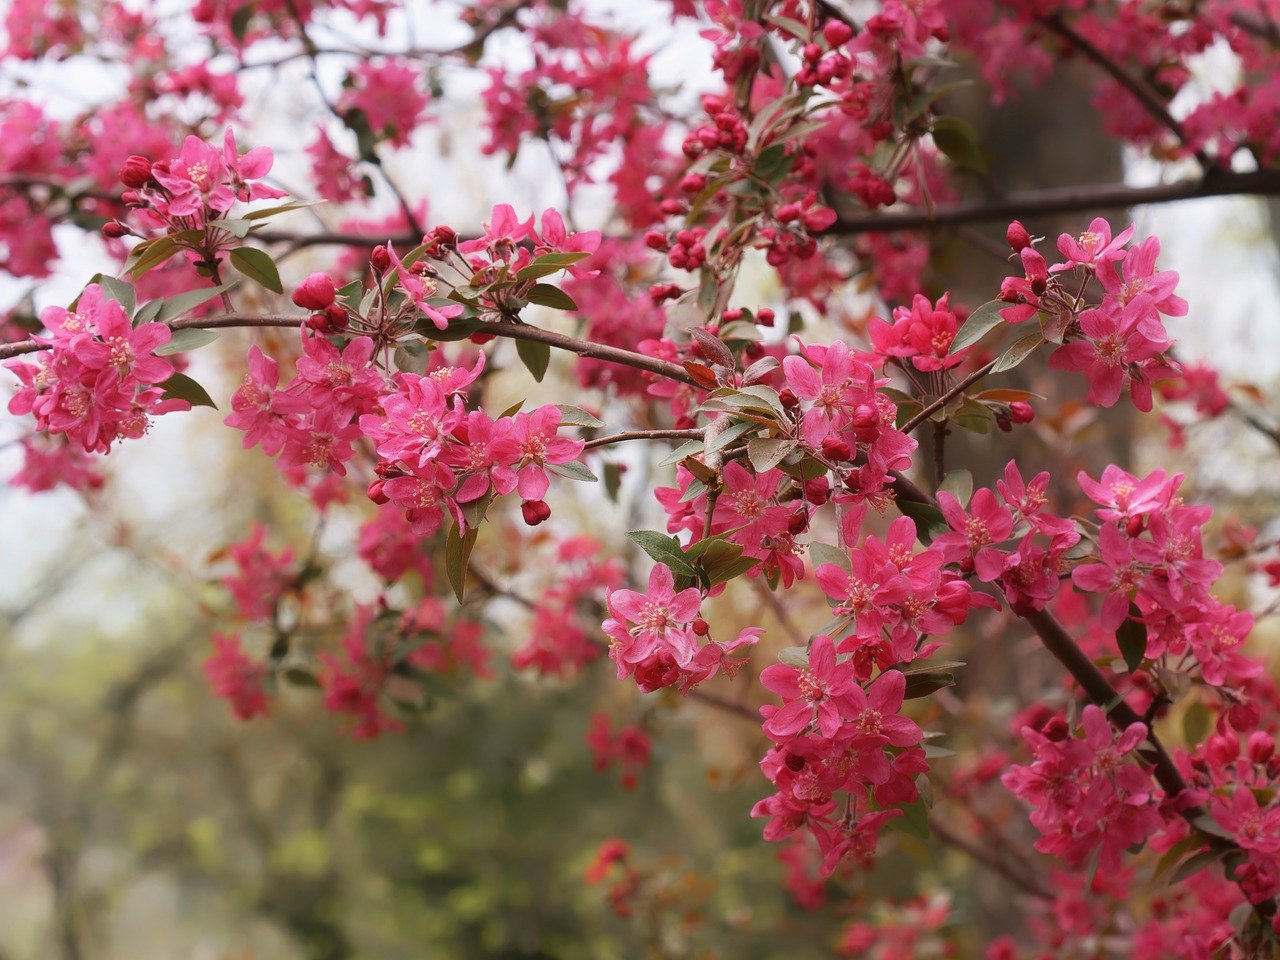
[3,2,1280,958]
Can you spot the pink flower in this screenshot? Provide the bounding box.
[1053,217,1134,271]
[203,632,269,721]
[759,635,856,738]
[604,562,703,669]
[489,404,585,501]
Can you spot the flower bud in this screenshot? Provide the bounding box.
[803,477,830,505]
[822,20,854,46]
[1042,715,1069,741]
[644,230,669,251]
[119,155,154,188]
[370,245,391,272]
[1206,733,1239,765]
[1006,220,1032,251]
[521,499,552,526]
[820,436,852,461]
[366,480,389,504]
[692,617,710,636]
[787,510,809,535]
[101,221,128,239]
[292,272,336,311]
[779,387,800,408]
[1247,731,1275,765]
[756,307,775,327]
[1008,400,1034,424]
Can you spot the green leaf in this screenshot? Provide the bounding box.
[230,3,253,42]
[938,469,973,507]
[706,419,756,453]
[1183,699,1211,746]
[515,338,551,382]
[931,115,987,173]
[627,531,698,578]
[1152,833,1209,883]
[949,299,1004,353]
[557,404,605,429]
[747,438,796,472]
[1170,848,1226,885]
[603,463,623,502]
[778,646,809,667]
[444,522,479,603]
[229,246,283,294]
[158,372,217,409]
[155,284,233,324]
[992,332,1044,373]
[1116,607,1148,672]
[891,796,931,840]
[88,274,136,316]
[525,283,578,311]
[282,667,321,688]
[658,440,705,467]
[904,671,956,699]
[897,499,948,543]
[210,218,253,239]
[706,555,759,585]
[547,460,598,483]
[133,299,163,325]
[155,328,221,356]
[754,142,794,184]
[515,251,590,282]
[810,542,850,573]
[126,236,179,279]
[242,198,328,221]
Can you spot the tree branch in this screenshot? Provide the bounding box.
[825,169,1280,236]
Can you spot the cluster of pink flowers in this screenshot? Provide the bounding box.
[868,293,967,372]
[221,522,298,621]
[1072,465,1258,691]
[1003,706,1163,876]
[5,284,186,453]
[586,713,652,791]
[361,375,585,533]
[512,537,621,678]
[203,632,270,721]
[121,128,286,231]
[814,509,992,678]
[602,563,760,693]
[754,644,927,876]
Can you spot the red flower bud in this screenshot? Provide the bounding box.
[119,155,154,188]
[644,230,669,251]
[787,510,809,535]
[1006,220,1032,251]
[1042,716,1069,741]
[371,245,391,272]
[756,307,775,327]
[366,480,389,504]
[521,499,552,526]
[692,617,710,636]
[1248,731,1275,765]
[779,387,799,408]
[292,272,336,311]
[820,436,852,461]
[101,221,128,239]
[822,20,854,46]
[1008,400,1034,424]
[803,477,830,505]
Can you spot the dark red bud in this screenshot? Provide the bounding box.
[803,477,830,505]
[119,155,154,188]
[1247,731,1275,765]
[1006,220,1032,252]
[371,245,391,272]
[756,308,775,327]
[779,387,799,408]
[1008,400,1034,424]
[101,221,128,239]
[692,617,710,636]
[366,480,389,504]
[292,272,337,311]
[820,436,852,461]
[521,499,552,526]
[1042,716,1069,741]
[1126,515,1146,538]
[822,20,854,45]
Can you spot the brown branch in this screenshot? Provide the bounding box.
[584,429,703,450]
[1039,14,1212,169]
[931,816,1053,900]
[826,169,1280,236]
[901,359,997,434]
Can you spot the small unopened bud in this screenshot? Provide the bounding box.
[120,190,140,205]
[1008,400,1034,424]
[292,272,336,311]
[1206,733,1240,765]
[680,173,707,194]
[1006,220,1032,252]
[102,221,128,239]
[820,436,852,461]
[366,480,389,504]
[370,245,391,272]
[787,511,809,535]
[822,20,854,46]
[119,155,154,188]
[521,499,552,526]
[779,387,800,408]
[1229,701,1261,733]
[1042,716,1069,741]
[756,308,776,327]
[692,617,710,636]
[803,477,830,505]
[1125,515,1145,538]
[1247,731,1275,765]
[644,230,669,251]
